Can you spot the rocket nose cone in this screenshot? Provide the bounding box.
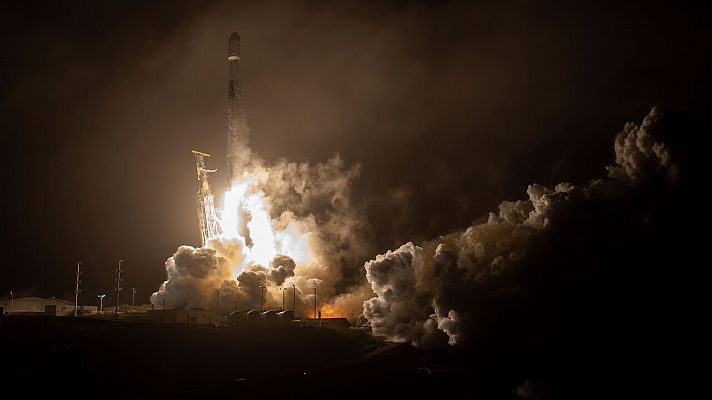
[228,32,240,57]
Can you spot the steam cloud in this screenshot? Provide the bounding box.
[151,102,373,316]
[362,106,682,347]
[152,103,688,369]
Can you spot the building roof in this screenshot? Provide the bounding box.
[15,297,73,305]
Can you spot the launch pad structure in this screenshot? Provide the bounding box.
[192,150,220,246]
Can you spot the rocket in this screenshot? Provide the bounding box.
[226,32,250,186]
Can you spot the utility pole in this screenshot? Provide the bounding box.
[74,261,82,316]
[313,286,317,320]
[114,259,123,317]
[132,288,136,308]
[292,284,296,315]
[281,287,285,311]
[216,288,220,319]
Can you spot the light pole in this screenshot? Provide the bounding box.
[281,287,285,311]
[132,288,136,308]
[258,285,265,311]
[313,286,317,319]
[98,294,106,313]
[292,284,296,315]
[9,290,14,313]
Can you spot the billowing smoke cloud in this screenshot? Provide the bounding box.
[150,245,234,310]
[152,107,372,316]
[153,102,688,369]
[362,107,683,349]
[270,254,295,286]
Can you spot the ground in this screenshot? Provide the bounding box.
[0,316,479,399]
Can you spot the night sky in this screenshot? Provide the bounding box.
[2,0,709,304]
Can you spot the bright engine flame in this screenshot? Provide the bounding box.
[218,176,312,274]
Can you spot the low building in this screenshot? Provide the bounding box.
[277,310,294,320]
[187,308,218,325]
[146,308,218,325]
[45,304,98,316]
[5,297,72,314]
[147,309,188,323]
[227,309,294,327]
[303,317,351,329]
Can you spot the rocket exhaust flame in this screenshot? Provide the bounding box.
[219,178,282,272]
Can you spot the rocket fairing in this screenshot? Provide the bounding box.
[226,32,250,186]
[228,32,240,61]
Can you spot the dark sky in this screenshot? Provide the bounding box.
[1,0,709,303]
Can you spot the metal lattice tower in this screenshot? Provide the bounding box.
[192,150,220,246]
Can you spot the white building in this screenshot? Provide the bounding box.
[3,297,97,316]
[4,297,71,313]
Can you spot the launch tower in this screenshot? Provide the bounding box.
[192,150,220,246]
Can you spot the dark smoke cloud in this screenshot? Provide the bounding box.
[236,265,269,309]
[358,106,703,396]
[363,106,684,347]
[150,245,232,309]
[269,254,295,286]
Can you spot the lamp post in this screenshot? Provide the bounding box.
[292,284,296,315]
[313,286,317,319]
[9,290,14,313]
[258,285,265,311]
[132,288,136,308]
[98,294,106,313]
[281,287,285,311]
